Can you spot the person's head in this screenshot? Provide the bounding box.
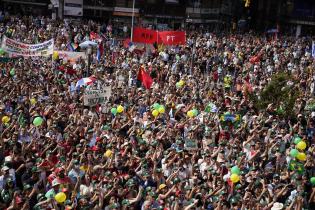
[55,167,65,178]
[73,160,80,170]
[6,177,14,188]
[158,183,167,193]
[273,174,280,184]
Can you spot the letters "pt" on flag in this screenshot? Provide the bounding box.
[157,31,186,45]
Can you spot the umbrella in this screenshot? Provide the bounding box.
[76,76,96,88]
[79,40,97,49]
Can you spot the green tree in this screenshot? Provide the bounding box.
[250,72,300,118]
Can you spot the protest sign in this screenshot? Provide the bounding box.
[1,36,54,57]
[83,87,111,106]
[117,74,126,87]
[184,139,198,150]
[56,51,86,64]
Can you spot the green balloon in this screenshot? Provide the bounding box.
[111,108,117,115]
[153,103,160,110]
[176,82,181,88]
[33,117,43,127]
[10,68,15,76]
[311,177,315,185]
[0,48,4,55]
[290,149,299,157]
[192,109,198,116]
[294,137,302,144]
[231,166,240,175]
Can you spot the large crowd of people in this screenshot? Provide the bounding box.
[0,14,315,210]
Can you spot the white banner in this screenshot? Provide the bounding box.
[56,51,86,64]
[1,36,53,57]
[83,87,111,106]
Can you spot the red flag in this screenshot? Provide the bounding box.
[157,31,186,45]
[137,67,153,89]
[132,27,158,44]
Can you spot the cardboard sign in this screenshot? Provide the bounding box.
[117,74,125,87]
[83,87,111,106]
[184,139,198,150]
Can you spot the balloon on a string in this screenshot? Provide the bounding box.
[153,103,160,110]
[231,166,240,175]
[117,105,124,113]
[294,137,302,144]
[2,116,10,124]
[33,117,43,127]
[290,149,299,158]
[187,110,194,118]
[152,110,159,117]
[296,152,306,161]
[54,192,66,203]
[230,174,240,183]
[296,141,306,150]
[111,108,118,115]
[158,105,165,114]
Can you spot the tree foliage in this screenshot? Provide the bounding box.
[250,72,300,118]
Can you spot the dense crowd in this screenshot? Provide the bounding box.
[0,14,315,210]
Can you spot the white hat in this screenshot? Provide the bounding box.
[271,202,284,210]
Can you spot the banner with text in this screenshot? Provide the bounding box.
[132,27,158,44]
[157,31,186,45]
[56,51,86,64]
[1,36,54,57]
[132,28,186,45]
[83,87,112,106]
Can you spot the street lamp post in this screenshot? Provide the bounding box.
[130,0,135,42]
[86,46,92,77]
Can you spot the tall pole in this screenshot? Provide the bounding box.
[131,0,135,42]
[58,0,64,20]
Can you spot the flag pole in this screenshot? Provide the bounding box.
[131,0,135,42]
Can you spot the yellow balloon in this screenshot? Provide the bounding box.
[152,110,159,117]
[187,110,194,118]
[178,80,185,86]
[296,141,306,150]
[55,192,66,203]
[296,152,306,161]
[2,116,10,124]
[105,150,112,158]
[30,98,36,105]
[158,106,165,114]
[117,105,124,113]
[230,174,240,183]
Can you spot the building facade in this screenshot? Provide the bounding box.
[0,0,314,35]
